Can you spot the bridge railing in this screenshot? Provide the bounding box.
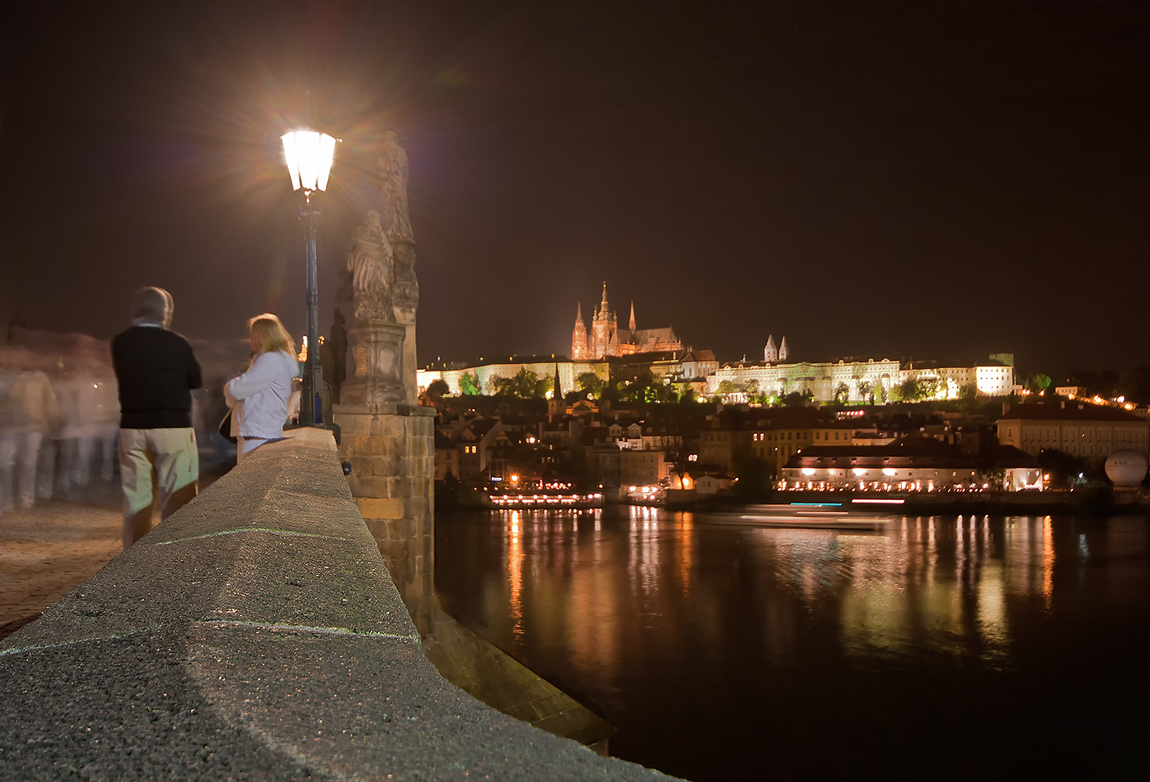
[0,428,676,781]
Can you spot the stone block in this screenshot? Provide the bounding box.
[405,496,428,518]
[351,476,395,498]
[371,453,400,475]
[357,497,403,520]
[399,517,416,539]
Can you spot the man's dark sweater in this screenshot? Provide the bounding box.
[112,326,202,429]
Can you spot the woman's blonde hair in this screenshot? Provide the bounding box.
[249,313,296,356]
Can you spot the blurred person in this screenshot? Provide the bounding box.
[224,314,300,463]
[93,366,120,481]
[35,355,64,501]
[58,358,106,492]
[54,358,89,494]
[2,349,58,510]
[0,348,18,513]
[112,287,201,549]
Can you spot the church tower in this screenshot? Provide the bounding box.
[571,303,589,360]
[764,334,777,363]
[629,301,636,332]
[591,281,616,359]
[779,336,789,362]
[548,363,565,420]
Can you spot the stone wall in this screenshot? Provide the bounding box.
[0,429,678,781]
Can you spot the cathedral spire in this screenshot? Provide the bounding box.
[571,302,589,360]
[600,281,610,312]
[779,336,789,362]
[629,301,636,332]
[764,334,777,363]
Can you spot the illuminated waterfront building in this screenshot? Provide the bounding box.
[779,440,1043,492]
[996,400,1150,462]
[700,407,859,475]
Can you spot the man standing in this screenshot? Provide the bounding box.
[111,287,201,549]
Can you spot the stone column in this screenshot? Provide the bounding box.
[391,237,419,404]
[336,400,436,636]
[335,134,435,636]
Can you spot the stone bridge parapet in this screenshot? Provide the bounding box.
[0,429,677,781]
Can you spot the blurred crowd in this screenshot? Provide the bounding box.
[0,346,119,514]
[0,306,329,519]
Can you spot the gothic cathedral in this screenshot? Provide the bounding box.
[571,283,682,360]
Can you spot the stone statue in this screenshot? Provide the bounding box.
[346,211,394,322]
[338,134,419,407]
[379,132,414,243]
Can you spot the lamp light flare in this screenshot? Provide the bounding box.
[281,130,337,192]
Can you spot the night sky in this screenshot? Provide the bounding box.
[2,1,1147,373]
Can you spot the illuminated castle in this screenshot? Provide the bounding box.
[571,282,682,360]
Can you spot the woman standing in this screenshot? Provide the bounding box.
[225,314,300,462]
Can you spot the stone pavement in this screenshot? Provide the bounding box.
[0,481,123,639]
[0,463,231,640]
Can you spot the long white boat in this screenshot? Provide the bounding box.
[716,503,892,531]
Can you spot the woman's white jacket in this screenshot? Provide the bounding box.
[224,350,301,440]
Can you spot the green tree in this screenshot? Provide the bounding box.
[833,381,850,404]
[783,390,812,407]
[459,372,480,396]
[716,380,738,397]
[897,378,922,402]
[424,379,449,406]
[576,371,604,397]
[857,380,872,404]
[1029,373,1053,392]
[622,371,669,403]
[495,368,551,399]
[489,375,516,396]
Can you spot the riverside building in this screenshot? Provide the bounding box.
[996,400,1150,463]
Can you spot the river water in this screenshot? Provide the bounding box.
[434,508,1150,781]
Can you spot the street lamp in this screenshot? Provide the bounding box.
[281,130,337,425]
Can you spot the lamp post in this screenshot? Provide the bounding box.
[281,130,336,426]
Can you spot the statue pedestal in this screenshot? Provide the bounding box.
[341,322,406,406]
[335,401,436,636]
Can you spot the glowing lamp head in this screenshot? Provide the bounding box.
[281,130,337,192]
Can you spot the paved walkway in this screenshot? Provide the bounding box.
[0,480,123,639]
[0,464,231,640]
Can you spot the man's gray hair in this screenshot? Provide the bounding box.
[131,287,173,327]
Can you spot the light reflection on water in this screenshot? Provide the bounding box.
[435,508,1150,782]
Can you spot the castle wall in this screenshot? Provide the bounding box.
[418,361,609,397]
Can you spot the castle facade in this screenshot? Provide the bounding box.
[571,283,682,360]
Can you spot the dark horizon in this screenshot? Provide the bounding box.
[2,2,1147,374]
